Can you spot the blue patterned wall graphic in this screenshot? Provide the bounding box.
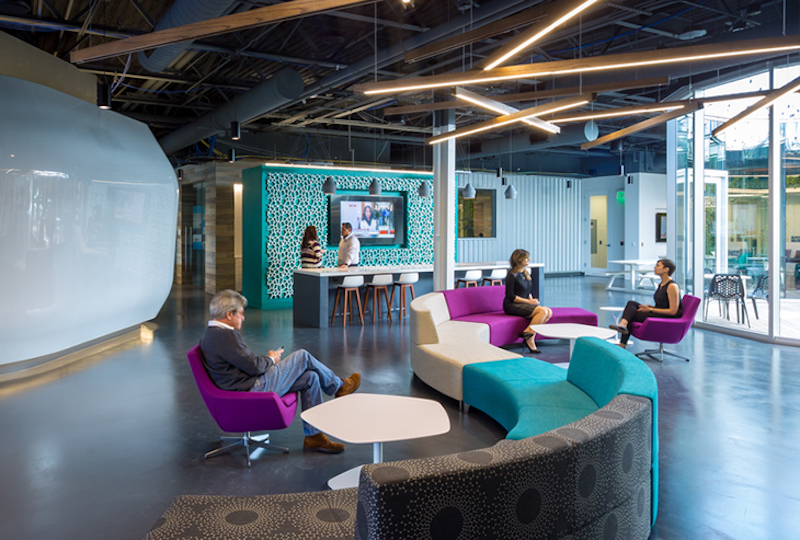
[252,165,433,302]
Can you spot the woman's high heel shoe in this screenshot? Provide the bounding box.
[523,338,541,354]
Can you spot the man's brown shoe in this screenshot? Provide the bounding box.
[335,373,361,398]
[303,433,345,454]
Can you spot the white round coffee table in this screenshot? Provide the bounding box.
[300,393,450,490]
[528,323,616,356]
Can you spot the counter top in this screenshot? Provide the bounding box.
[294,261,544,277]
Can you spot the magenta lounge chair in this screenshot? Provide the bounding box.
[629,294,701,363]
[187,345,298,467]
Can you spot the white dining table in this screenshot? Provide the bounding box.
[607,259,658,293]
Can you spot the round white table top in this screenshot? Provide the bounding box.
[528,323,616,341]
[600,306,625,312]
[300,393,450,444]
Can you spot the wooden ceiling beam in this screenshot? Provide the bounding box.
[581,101,701,150]
[383,76,669,116]
[70,0,376,64]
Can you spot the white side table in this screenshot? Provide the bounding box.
[301,393,450,490]
[528,323,616,356]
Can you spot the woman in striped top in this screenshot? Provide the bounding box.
[300,226,324,268]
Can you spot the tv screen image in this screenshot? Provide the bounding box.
[328,193,406,247]
[342,200,395,239]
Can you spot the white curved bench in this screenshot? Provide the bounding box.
[409,292,521,403]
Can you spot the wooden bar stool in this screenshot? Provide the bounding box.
[456,270,482,288]
[390,272,418,319]
[363,274,393,323]
[481,268,507,286]
[331,275,364,327]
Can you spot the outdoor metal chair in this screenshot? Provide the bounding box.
[704,274,750,328]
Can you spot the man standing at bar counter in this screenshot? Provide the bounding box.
[337,222,360,268]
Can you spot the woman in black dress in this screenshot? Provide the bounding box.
[609,258,683,349]
[503,249,552,353]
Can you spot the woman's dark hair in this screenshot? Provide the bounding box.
[362,205,373,221]
[509,249,531,280]
[660,258,676,276]
[302,225,318,247]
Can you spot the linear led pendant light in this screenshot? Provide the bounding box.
[712,73,800,137]
[428,93,592,145]
[455,87,560,134]
[548,102,687,123]
[581,101,702,150]
[481,0,603,70]
[353,35,800,96]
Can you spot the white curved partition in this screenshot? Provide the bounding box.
[0,75,178,366]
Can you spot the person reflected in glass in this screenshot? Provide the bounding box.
[300,225,324,268]
[609,258,683,349]
[359,205,377,232]
[503,249,553,354]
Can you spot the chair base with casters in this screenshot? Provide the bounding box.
[207,432,289,468]
[629,294,701,363]
[635,343,690,363]
[187,345,298,468]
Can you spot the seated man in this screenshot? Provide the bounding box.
[199,290,361,453]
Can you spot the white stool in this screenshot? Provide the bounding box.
[456,270,482,288]
[363,274,393,323]
[331,275,364,326]
[481,268,507,286]
[390,272,418,319]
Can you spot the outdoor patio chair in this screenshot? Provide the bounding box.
[704,274,750,328]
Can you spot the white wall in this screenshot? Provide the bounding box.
[580,175,626,273]
[0,76,178,365]
[456,172,582,274]
[626,173,668,261]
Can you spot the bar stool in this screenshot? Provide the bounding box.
[456,270,482,288]
[390,272,418,319]
[481,268,507,286]
[363,274,393,323]
[331,275,364,327]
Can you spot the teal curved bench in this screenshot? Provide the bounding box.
[462,336,659,524]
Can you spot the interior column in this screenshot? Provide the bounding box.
[432,93,456,292]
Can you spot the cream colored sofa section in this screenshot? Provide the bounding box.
[410,292,521,401]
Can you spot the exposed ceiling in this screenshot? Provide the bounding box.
[2,0,797,171]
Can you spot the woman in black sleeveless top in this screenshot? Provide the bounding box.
[503,249,553,354]
[609,258,683,349]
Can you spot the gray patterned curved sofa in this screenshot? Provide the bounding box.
[146,393,653,539]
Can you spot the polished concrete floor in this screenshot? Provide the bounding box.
[1,277,799,540]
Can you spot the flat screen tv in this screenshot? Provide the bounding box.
[328,193,406,247]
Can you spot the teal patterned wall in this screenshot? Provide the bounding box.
[243,164,434,308]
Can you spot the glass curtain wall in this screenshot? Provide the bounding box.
[701,74,770,332]
[775,66,800,340]
[677,64,800,345]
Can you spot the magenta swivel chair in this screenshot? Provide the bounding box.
[629,294,701,363]
[187,345,298,467]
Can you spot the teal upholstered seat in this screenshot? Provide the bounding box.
[463,358,598,440]
[463,337,659,525]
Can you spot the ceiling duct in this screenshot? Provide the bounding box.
[475,121,598,159]
[138,0,239,73]
[159,68,304,155]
